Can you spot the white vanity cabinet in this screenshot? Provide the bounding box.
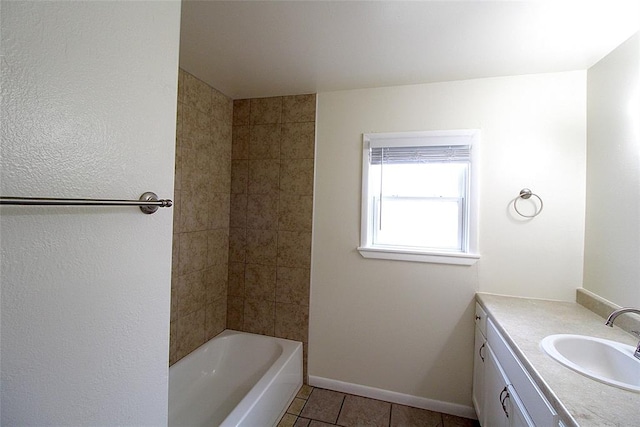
[473,305,558,426]
[484,345,534,426]
[472,303,487,422]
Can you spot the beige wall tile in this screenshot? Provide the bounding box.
[212,88,232,124]
[172,231,180,275]
[251,97,282,124]
[180,188,209,233]
[211,157,232,194]
[177,69,186,105]
[184,72,211,114]
[231,159,248,195]
[212,119,232,155]
[276,267,310,306]
[223,94,315,377]
[248,159,280,195]
[245,263,276,301]
[181,147,210,193]
[247,194,278,230]
[207,229,230,267]
[250,124,281,159]
[275,303,309,342]
[229,194,247,229]
[177,270,206,315]
[169,320,178,366]
[176,308,205,359]
[170,285,178,323]
[283,94,316,123]
[280,159,314,195]
[281,122,315,159]
[227,296,244,330]
[176,102,183,141]
[205,298,227,340]
[228,227,246,263]
[244,299,275,335]
[205,264,227,303]
[278,231,312,268]
[179,231,208,274]
[174,139,182,191]
[246,229,278,265]
[233,99,251,125]
[279,193,313,231]
[173,71,233,365]
[209,192,230,230]
[173,191,181,234]
[227,262,245,297]
[183,105,210,149]
[232,125,250,159]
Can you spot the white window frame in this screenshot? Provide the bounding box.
[357,129,480,265]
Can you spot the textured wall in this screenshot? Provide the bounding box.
[0,2,180,424]
[228,95,316,379]
[170,70,233,365]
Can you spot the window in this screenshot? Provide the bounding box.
[358,130,480,265]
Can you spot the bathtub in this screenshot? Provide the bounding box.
[169,330,303,427]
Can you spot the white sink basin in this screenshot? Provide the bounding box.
[540,334,640,392]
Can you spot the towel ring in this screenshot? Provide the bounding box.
[514,188,543,218]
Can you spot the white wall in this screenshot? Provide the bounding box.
[1,2,180,424]
[584,32,640,307]
[310,72,586,409]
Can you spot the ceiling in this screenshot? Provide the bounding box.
[179,1,640,99]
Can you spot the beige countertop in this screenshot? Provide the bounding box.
[476,293,639,427]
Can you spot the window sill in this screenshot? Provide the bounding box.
[357,246,480,265]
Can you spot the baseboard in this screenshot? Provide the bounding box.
[308,375,477,420]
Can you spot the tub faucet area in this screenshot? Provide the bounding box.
[605,307,640,360]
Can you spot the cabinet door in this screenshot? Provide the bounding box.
[507,384,535,427]
[483,346,509,427]
[485,346,535,427]
[472,326,486,423]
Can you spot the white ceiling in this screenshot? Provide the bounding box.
[179,1,640,99]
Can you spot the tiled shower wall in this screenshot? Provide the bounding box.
[170,70,233,365]
[169,71,316,372]
[227,95,316,378]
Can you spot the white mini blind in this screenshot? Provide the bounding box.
[369,145,471,165]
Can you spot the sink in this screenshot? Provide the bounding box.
[540,334,640,392]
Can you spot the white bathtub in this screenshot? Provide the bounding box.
[169,330,302,427]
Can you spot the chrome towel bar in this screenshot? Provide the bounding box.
[0,192,172,214]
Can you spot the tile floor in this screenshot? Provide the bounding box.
[277,385,480,427]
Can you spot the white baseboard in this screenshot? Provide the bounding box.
[308,375,477,420]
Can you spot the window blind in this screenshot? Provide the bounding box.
[369,145,471,165]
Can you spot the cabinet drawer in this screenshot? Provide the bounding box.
[475,302,488,337]
[487,318,558,427]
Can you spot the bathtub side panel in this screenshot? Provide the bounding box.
[224,338,303,427]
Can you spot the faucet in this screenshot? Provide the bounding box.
[605,307,640,360]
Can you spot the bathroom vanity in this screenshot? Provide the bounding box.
[473,293,640,427]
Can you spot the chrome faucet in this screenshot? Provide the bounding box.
[605,307,640,360]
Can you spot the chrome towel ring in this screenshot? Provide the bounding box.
[514,188,543,218]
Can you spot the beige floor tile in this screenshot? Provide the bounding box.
[442,413,480,427]
[294,418,312,427]
[390,404,443,427]
[300,388,345,424]
[308,421,337,427]
[337,394,391,427]
[277,413,298,427]
[296,384,314,399]
[287,397,307,416]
